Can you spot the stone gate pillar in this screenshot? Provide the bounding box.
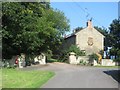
[69,52,77,64]
[40,53,46,64]
[18,53,26,68]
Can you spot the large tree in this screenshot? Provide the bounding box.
[2,2,70,59]
[108,18,120,61]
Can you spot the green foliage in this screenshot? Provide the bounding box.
[94,26,108,36]
[109,48,117,56]
[100,50,104,58]
[2,2,70,59]
[89,53,99,62]
[95,19,120,62]
[60,45,85,62]
[45,50,53,60]
[68,45,85,56]
[74,27,83,32]
[78,60,87,65]
[109,18,120,61]
[109,18,120,49]
[113,58,120,62]
[111,49,120,62]
[47,58,59,63]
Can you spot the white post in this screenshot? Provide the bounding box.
[41,53,46,64]
[18,57,23,68]
[69,52,77,64]
[37,53,46,65]
[93,60,98,66]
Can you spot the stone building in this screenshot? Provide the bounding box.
[63,20,105,55]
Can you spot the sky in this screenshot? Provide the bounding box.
[50,2,118,34]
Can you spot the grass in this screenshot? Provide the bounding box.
[0,68,2,89]
[94,65,120,68]
[2,68,55,88]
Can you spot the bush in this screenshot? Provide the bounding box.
[60,45,85,62]
[78,60,87,65]
[47,59,59,63]
[68,45,85,56]
[2,60,17,69]
[113,58,120,62]
[100,50,104,58]
[89,53,99,64]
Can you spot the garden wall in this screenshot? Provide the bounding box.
[69,52,89,64]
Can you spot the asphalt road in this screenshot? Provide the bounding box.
[22,62,119,88]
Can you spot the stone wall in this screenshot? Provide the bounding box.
[93,59,116,66]
[101,59,116,66]
[34,53,46,64]
[3,53,46,68]
[69,52,89,64]
[69,53,117,66]
[77,56,89,64]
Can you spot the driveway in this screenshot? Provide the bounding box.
[22,62,119,88]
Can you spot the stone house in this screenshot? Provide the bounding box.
[63,20,105,55]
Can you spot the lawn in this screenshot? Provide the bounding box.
[2,68,55,88]
[0,68,2,89]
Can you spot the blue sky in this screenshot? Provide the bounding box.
[50,2,118,34]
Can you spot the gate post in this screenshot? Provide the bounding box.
[69,52,77,64]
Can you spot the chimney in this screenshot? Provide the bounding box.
[87,20,92,29]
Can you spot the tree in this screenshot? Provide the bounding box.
[74,27,83,32]
[108,18,120,61]
[2,2,70,59]
[2,2,47,58]
[94,26,108,36]
[109,19,120,49]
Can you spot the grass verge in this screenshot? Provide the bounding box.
[94,65,120,68]
[2,68,55,88]
[0,68,2,89]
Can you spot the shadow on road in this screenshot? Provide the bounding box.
[103,70,120,83]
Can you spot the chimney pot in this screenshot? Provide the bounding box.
[87,20,92,29]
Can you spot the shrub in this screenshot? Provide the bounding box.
[2,60,17,69]
[89,53,99,64]
[113,58,120,62]
[100,50,104,58]
[78,60,87,65]
[68,45,85,56]
[60,45,85,62]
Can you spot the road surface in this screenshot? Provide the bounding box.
[22,62,119,88]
